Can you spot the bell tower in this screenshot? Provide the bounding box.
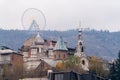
[75,22,86,57]
[74,22,89,71]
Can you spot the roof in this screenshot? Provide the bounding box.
[23,36,35,46]
[43,58,62,67]
[0,46,22,56]
[34,32,44,45]
[0,46,11,50]
[54,36,68,51]
[0,46,16,54]
[23,33,44,46]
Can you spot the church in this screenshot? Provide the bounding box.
[20,27,89,73]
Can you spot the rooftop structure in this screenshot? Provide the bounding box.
[54,36,68,51]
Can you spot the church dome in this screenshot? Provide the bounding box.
[34,32,44,45]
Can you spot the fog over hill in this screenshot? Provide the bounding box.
[0,29,120,60]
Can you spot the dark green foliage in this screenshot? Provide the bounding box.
[115,51,120,80]
[109,51,120,80]
[109,63,117,80]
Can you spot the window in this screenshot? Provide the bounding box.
[31,49,37,54]
[82,60,85,65]
[55,74,63,80]
[79,42,82,45]
[37,48,39,53]
[1,55,11,62]
[81,47,84,52]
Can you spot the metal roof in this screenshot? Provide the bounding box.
[54,36,68,51]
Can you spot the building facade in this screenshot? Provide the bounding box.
[0,46,23,76]
[20,32,68,71]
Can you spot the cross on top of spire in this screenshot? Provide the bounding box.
[78,21,83,33]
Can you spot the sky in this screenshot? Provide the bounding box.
[0,0,120,32]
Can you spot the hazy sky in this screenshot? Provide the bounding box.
[0,0,120,31]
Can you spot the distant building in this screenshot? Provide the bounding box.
[20,26,90,72]
[20,32,70,71]
[0,46,23,75]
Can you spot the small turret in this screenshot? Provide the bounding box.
[53,36,68,60]
[34,32,44,45]
[54,36,68,51]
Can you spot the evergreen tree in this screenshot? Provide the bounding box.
[115,51,120,80]
[109,51,120,80]
[109,63,117,80]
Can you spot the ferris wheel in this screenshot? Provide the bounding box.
[21,8,46,34]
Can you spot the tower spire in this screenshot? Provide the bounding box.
[78,21,82,41]
[74,21,86,57]
[74,22,89,71]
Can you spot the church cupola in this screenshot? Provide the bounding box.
[54,36,68,51]
[34,32,44,45]
[53,36,68,60]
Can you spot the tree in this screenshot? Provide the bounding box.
[116,51,120,80]
[56,62,65,70]
[56,56,85,73]
[109,63,117,80]
[110,51,120,80]
[89,56,109,77]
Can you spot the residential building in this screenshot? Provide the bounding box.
[0,46,23,76]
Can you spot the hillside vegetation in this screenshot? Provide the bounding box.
[0,29,120,60]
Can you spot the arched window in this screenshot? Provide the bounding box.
[82,60,85,65]
[37,48,39,53]
[79,42,82,45]
[81,47,84,52]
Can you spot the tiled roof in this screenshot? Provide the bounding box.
[54,36,68,51]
